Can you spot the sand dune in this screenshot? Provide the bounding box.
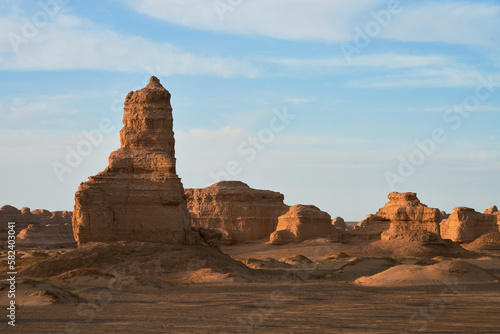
[356,260,499,287]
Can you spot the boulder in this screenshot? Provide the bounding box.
[440,207,498,243]
[270,205,339,245]
[73,77,194,245]
[185,181,289,244]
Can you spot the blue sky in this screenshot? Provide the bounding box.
[0,0,499,220]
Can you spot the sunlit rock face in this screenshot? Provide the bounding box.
[186,181,289,244]
[349,192,443,243]
[73,77,193,246]
[270,204,340,245]
[440,207,499,243]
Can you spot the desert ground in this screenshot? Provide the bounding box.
[1,240,500,334]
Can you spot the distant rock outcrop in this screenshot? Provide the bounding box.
[73,77,195,246]
[185,181,289,244]
[270,205,339,245]
[332,217,347,231]
[349,192,442,243]
[1,205,38,246]
[1,206,76,248]
[484,205,498,215]
[440,207,499,243]
[16,223,76,249]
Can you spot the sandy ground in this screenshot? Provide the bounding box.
[1,241,500,333]
[2,282,500,333]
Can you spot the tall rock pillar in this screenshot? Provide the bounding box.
[73,77,192,245]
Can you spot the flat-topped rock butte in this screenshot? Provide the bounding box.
[185,181,289,244]
[73,76,194,245]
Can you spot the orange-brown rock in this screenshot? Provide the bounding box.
[31,209,52,218]
[349,192,442,243]
[440,210,450,220]
[185,181,289,244]
[463,232,500,251]
[440,207,499,243]
[1,205,40,244]
[332,216,346,230]
[270,205,339,245]
[16,223,76,249]
[484,206,500,227]
[73,77,194,245]
[484,205,498,215]
[1,206,77,247]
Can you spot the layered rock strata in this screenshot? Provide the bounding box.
[73,77,193,245]
[270,205,339,245]
[440,207,499,243]
[185,181,289,244]
[1,206,75,247]
[17,222,76,248]
[349,192,442,243]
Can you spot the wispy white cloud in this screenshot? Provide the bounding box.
[267,52,500,88]
[190,126,242,140]
[123,0,380,43]
[0,12,258,77]
[123,0,500,48]
[268,53,452,69]
[348,68,500,88]
[0,91,115,129]
[382,2,500,48]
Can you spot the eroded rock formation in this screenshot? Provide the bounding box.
[1,205,37,245]
[270,205,339,245]
[349,192,442,243]
[484,205,498,215]
[440,207,499,243]
[17,223,76,249]
[73,77,194,245]
[185,181,289,244]
[332,217,347,231]
[1,206,76,248]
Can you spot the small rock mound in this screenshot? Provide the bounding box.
[356,260,497,286]
[20,242,257,284]
[270,205,340,245]
[334,258,400,281]
[463,232,500,251]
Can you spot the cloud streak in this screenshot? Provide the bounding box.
[0,12,258,77]
[123,0,500,48]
